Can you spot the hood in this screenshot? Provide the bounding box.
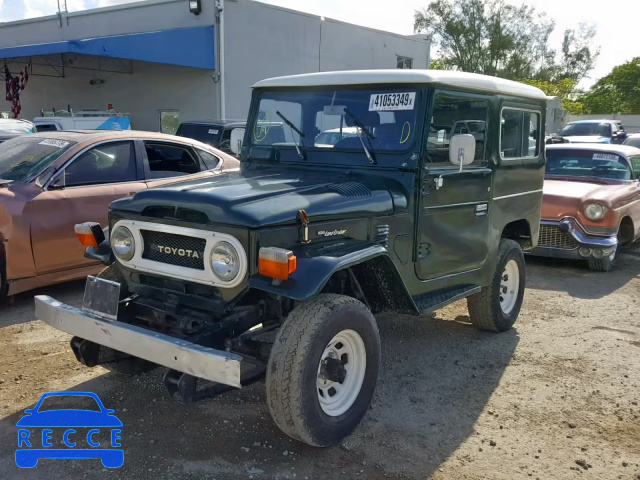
[541,179,620,219]
[561,135,611,144]
[112,169,404,228]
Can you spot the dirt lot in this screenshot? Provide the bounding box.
[1,250,639,480]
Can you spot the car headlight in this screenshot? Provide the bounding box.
[210,241,240,282]
[111,226,135,261]
[583,203,608,221]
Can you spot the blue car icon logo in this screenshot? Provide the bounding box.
[15,391,123,468]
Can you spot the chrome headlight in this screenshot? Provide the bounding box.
[583,203,608,221]
[210,241,240,282]
[111,226,135,261]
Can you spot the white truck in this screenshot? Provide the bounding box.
[33,109,131,132]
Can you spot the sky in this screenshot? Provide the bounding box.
[0,0,638,88]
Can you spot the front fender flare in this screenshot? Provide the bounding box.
[248,241,417,314]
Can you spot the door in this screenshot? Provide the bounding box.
[142,141,216,188]
[28,140,146,274]
[415,91,492,281]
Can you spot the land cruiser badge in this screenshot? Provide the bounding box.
[317,229,347,237]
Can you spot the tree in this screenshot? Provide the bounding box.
[581,58,640,114]
[415,0,598,82]
[429,58,448,70]
[518,78,585,114]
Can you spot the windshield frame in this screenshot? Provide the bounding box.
[244,84,426,168]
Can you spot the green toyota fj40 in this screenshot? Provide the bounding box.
[36,70,547,447]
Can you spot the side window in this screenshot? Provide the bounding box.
[197,149,222,170]
[630,156,640,179]
[500,109,540,159]
[144,142,202,178]
[427,93,489,166]
[65,141,136,187]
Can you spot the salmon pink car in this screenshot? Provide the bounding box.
[532,143,640,271]
[0,130,239,296]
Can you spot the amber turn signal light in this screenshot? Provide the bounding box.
[74,222,105,248]
[258,247,297,281]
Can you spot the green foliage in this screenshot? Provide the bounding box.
[581,58,640,114]
[518,78,585,114]
[415,0,598,82]
[429,58,448,70]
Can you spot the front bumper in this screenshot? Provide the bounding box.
[34,295,242,388]
[530,219,618,260]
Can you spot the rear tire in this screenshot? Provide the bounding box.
[468,239,525,332]
[266,294,381,447]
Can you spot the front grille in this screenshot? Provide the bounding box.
[538,224,578,250]
[141,230,206,270]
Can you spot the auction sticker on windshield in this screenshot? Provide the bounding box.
[369,92,416,111]
[593,153,620,161]
[38,139,70,148]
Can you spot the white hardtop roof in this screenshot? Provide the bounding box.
[253,70,547,100]
[547,143,640,157]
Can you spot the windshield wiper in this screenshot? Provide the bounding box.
[276,111,306,160]
[344,108,376,164]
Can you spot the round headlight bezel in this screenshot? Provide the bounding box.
[210,241,240,283]
[583,203,608,221]
[111,226,136,262]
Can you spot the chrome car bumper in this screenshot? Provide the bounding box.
[34,295,242,388]
[530,219,618,260]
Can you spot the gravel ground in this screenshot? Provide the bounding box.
[0,249,639,480]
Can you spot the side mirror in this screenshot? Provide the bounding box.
[449,134,476,171]
[230,128,245,156]
[47,174,65,191]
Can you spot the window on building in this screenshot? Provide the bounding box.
[0,112,11,119]
[65,141,137,187]
[427,93,489,166]
[500,109,541,159]
[397,56,413,69]
[159,110,180,135]
[144,142,202,177]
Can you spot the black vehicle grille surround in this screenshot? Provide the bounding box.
[141,230,207,270]
[538,224,579,250]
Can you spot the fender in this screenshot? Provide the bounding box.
[249,239,417,314]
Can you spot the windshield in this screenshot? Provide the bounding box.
[0,136,76,182]
[250,88,419,154]
[623,137,640,148]
[546,149,632,181]
[175,123,222,146]
[560,123,612,137]
[0,120,34,134]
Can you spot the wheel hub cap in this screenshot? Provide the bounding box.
[317,329,366,417]
[499,260,520,315]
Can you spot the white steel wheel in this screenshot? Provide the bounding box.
[317,329,367,417]
[500,259,520,315]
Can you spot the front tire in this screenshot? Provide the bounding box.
[468,239,525,332]
[588,247,617,272]
[266,294,381,447]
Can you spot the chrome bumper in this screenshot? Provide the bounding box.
[34,295,242,388]
[530,219,617,260]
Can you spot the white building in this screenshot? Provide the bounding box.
[0,0,430,131]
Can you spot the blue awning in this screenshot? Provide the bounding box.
[0,26,215,70]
